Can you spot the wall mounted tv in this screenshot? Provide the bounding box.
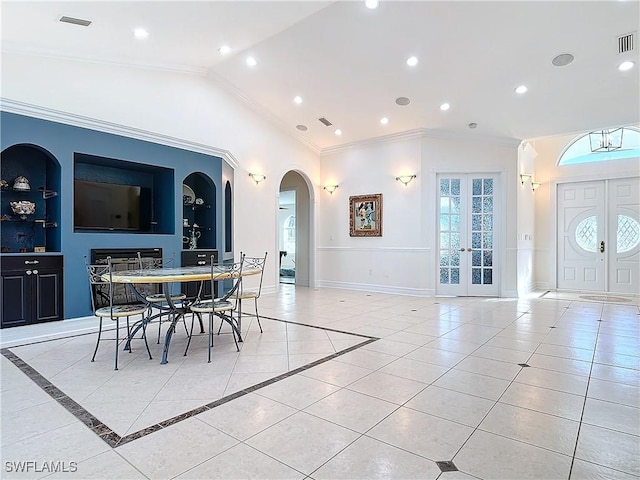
[74,180,152,232]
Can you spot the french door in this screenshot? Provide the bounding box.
[437,173,500,296]
[557,177,640,294]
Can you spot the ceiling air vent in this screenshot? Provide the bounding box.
[618,32,635,54]
[59,16,92,27]
[318,117,332,127]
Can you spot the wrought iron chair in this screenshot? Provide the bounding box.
[188,255,244,362]
[85,256,152,370]
[219,251,268,335]
[136,252,187,343]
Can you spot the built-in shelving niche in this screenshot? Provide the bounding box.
[0,144,62,253]
[182,172,216,250]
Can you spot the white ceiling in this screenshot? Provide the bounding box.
[2,1,639,151]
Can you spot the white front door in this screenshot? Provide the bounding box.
[608,177,640,294]
[437,174,500,296]
[557,178,640,293]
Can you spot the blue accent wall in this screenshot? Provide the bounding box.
[1,112,224,318]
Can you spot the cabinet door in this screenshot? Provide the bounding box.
[1,272,31,328]
[33,268,64,323]
[181,250,218,300]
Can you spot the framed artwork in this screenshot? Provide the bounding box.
[349,193,382,237]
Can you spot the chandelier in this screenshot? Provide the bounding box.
[588,127,623,152]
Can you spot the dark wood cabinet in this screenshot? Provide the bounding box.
[1,255,64,328]
[181,250,218,300]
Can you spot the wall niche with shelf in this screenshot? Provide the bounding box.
[0,144,61,253]
[74,153,174,234]
[182,172,216,250]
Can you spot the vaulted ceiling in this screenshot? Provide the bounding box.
[2,1,639,151]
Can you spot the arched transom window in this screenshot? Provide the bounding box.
[558,126,640,166]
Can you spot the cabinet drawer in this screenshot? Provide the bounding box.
[181,250,218,267]
[1,255,63,272]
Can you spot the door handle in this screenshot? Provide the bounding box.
[32,269,38,275]
[26,270,32,275]
[459,248,466,252]
[25,260,39,265]
[600,241,605,253]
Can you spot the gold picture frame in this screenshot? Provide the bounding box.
[349,193,382,237]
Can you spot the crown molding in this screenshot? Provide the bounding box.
[321,128,521,156]
[320,129,427,156]
[0,98,239,169]
[206,70,321,156]
[1,44,209,76]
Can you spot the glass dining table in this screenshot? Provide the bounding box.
[103,265,259,364]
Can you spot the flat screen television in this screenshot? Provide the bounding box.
[74,180,152,231]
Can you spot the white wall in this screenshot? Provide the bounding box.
[1,52,321,293]
[516,142,538,295]
[528,131,640,290]
[318,133,520,296]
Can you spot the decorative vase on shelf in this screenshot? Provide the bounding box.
[13,176,31,191]
[182,229,201,250]
[10,200,36,219]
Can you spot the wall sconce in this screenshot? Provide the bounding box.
[531,181,541,192]
[395,174,416,186]
[248,173,266,184]
[323,185,339,194]
[520,173,532,185]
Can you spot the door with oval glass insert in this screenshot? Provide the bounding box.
[437,174,500,296]
[557,178,640,293]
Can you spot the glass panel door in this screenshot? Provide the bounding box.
[437,174,499,296]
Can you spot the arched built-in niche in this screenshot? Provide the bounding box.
[224,181,232,253]
[182,172,216,250]
[1,144,62,252]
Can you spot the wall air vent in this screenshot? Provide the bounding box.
[318,117,332,127]
[618,32,635,54]
[59,16,92,27]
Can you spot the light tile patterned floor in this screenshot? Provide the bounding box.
[1,286,638,479]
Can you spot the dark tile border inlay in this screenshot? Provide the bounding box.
[436,460,458,472]
[1,315,379,448]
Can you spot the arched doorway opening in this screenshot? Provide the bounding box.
[278,171,312,287]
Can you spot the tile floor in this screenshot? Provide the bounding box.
[1,286,638,479]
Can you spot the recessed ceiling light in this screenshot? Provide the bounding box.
[335,129,342,136]
[380,117,389,125]
[294,96,303,105]
[246,56,257,67]
[552,53,574,67]
[218,45,232,55]
[468,122,478,129]
[296,124,308,131]
[365,0,379,9]
[515,85,528,94]
[133,28,148,39]
[619,61,635,71]
[406,56,418,67]
[440,103,450,111]
[395,97,410,106]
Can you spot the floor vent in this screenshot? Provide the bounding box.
[318,117,332,127]
[618,32,635,54]
[59,16,92,27]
